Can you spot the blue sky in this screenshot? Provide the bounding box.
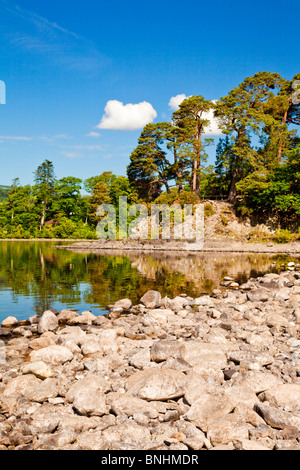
[0,0,299,186]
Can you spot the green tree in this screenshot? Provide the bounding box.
[172,96,213,195]
[53,177,83,220]
[33,160,56,229]
[214,72,284,202]
[127,123,172,199]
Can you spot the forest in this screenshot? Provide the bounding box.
[0,71,299,240]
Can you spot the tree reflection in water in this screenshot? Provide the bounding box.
[0,241,298,321]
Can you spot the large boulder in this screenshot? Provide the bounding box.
[185,390,235,432]
[110,395,159,419]
[30,345,74,365]
[66,375,111,417]
[259,384,300,412]
[21,361,54,379]
[140,290,161,309]
[1,316,18,328]
[24,378,59,403]
[150,339,186,363]
[126,368,187,401]
[2,374,41,398]
[38,311,59,334]
[113,298,132,311]
[246,289,269,302]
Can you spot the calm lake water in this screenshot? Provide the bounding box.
[0,241,299,323]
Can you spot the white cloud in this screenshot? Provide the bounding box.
[203,100,223,136]
[62,144,104,151]
[0,135,32,141]
[62,151,83,159]
[168,94,190,111]
[169,95,223,136]
[97,100,157,131]
[87,131,100,138]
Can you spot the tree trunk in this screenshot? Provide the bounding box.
[228,128,245,203]
[192,158,198,193]
[40,202,46,230]
[164,180,170,194]
[228,166,239,203]
[192,126,202,196]
[277,109,288,164]
[176,169,183,194]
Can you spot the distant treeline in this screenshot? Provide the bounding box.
[0,71,299,239]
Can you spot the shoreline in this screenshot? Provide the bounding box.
[57,239,300,255]
[1,238,300,255]
[1,267,300,450]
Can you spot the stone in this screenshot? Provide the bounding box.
[140,290,162,309]
[185,390,235,432]
[233,402,266,427]
[233,439,271,451]
[182,341,227,383]
[1,316,18,328]
[56,326,86,345]
[110,395,159,419]
[232,370,284,394]
[34,429,77,450]
[101,423,151,448]
[69,311,97,325]
[260,384,300,412]
[30,405,61,434]
[2,374,41,398]
[150,339,186,363]
[57,310,79,323]
[184,372,214,405]
[29,336,56,350]
[114,299,132,310]
[126,368,187,401]
[38,311,59,334]
[66,375,111,403]
[80,336,101,355]
[21,361,54,379]
[224,384,259,409]
[254,403,300,430]
[267,313,291,329]
[275,288,291,301]
[247,289,269,302]
[75,430,107,450]
[144,308,176,326]
[30,345,74,365]
[165,296,189,311]
[98,329,118,354]
[207,415,249,446]
[129,348,151,369]
[0,328,11,337]
[193,296,215,307]
[24,378,59,403]
[72,389,107,417]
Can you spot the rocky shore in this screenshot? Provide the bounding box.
[1,264,300,450]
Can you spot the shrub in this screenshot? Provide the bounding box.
[204,202,214,217]
[155,189,200,208]
[273,229,295,244]
[220,214,229,226]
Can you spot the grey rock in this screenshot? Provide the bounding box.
[38,311,59,334]
[30,345,74,365]
[150,339,186,363]
[126,368,187,401]
[140,290,162,309]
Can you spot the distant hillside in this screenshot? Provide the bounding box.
[0,185,10,202]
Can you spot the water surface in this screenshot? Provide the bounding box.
[0,241,298,322]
